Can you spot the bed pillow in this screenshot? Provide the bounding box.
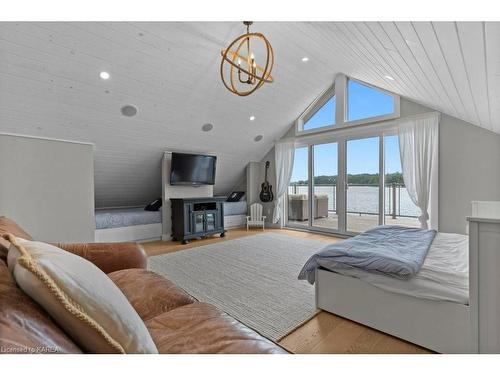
[4,234,158,354]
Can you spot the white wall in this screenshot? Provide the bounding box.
[0,133,94,242]
[400,99,500,233]
[439,115,500,233]
[246,162,261,206]
[245,146,277,224]
[161,152,213,240]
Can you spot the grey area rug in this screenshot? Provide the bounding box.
[148,232,329,342]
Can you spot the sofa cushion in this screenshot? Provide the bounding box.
[0,259,82,354]
[53,242,148,274]
[145,302,287,354]
[5,235,158,354]
[109,268,196,321]
[0,217,33,261]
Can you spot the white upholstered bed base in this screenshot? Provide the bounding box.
[94,223,162,243]
[316,268,476,353]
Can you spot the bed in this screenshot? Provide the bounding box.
[223,200,247,228]
[323,232,469,304]
[302,226,476,353]
[94,207,163,242]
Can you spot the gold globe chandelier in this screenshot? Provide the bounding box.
[220,21,274,97]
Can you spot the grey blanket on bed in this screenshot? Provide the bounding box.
[298,225,437,284]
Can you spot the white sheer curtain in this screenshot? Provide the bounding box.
[398,113,439,230]
[273,140,295,224]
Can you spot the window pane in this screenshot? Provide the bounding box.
[384,135,420,227]
[287,147,309,228]
[346,137,379,232]
[303,96,336,130]
[347,80,394,122]
[312,143,338,231]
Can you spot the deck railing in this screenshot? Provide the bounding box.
[287,183,419,218]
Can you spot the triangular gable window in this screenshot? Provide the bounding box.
[347,79,395,122]
[303,95,336,131]
[296,74,399,135]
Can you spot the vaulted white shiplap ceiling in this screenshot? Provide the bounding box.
[0,22,499,207]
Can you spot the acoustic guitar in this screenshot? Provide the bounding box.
[259,161,274,203]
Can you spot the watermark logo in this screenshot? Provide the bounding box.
[1,345,60,354]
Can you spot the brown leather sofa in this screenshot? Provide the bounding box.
[0,216,286,354]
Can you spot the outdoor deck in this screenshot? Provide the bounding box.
[288,212,420,233]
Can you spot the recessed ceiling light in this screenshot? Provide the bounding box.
[121,105,138,117]
[249,116,256,121]
[254,135,263,142]
[202,123,214,132]
[384,75,395,81]
[301,57,309,62]
[99,71,110,80]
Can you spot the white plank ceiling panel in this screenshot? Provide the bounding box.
[0,22,499,207]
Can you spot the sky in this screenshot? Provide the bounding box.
[291,81,399,182]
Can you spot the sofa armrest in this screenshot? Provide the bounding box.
[53,242,148,274]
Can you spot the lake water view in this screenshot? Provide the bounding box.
[288,185,420,217]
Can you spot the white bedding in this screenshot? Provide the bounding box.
[325,232,469,304]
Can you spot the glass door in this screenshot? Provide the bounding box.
[205,212,216,231]
[286,135,397,235]
[346,137,380,233]
[312,142,338,231]
[193,212,205,233]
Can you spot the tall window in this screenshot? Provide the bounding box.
[312,142,338,231]
[347,79,395,122]
[286,136,428,234]
[346,137,380,232]
[287,74,419,235]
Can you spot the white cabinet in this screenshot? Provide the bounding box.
[468,202,500,353]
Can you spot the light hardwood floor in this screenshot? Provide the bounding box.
[141,228,432,354]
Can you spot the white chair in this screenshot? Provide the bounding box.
[246,203,266,231]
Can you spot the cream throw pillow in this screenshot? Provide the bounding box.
[5,234,158,354]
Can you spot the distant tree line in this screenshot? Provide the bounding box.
[291,172,405,186]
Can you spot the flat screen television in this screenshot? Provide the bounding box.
[169,152,217,186]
